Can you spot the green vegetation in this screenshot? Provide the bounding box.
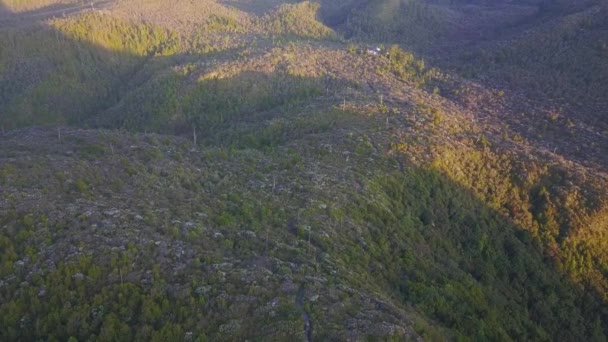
[376,44,439,87]
[341,169,606,341]
[344,0,453,48]
[54,13,182,57]
[0,13,182,128]
[0,127,605,340]
[431,146,608,301]
[451,1,608,127]
[0,4,335,131]
[262,1,336,40]
[0,0,607,340]
[96,68,324,142]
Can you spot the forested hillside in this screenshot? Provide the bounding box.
[0,0,606,340]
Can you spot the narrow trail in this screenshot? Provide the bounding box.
[296,285,313,342]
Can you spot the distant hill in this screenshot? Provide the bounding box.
[449,0,608,128]
[319,0,608,152]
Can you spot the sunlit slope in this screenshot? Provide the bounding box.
[0,12,185,128]
[0,1,335,130]
[1,115,606,340]
[341,0,457,48]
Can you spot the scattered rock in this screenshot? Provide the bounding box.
[269,297,280,307]
[241,230,256,239]
[280,280,298,294]
[195,286,213,295]
[218,319,242,335]
[213,263,233,271]
[104,209,120,217]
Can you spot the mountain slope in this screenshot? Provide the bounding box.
[0,0,607,340]
[1,120,605,340]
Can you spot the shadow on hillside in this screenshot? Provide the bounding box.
[0,0,152,129]
[315,0,608,169]
[0,3,236,124]
[431,2,608,169]
[0,125,606,340]
[0,1,605,194]
[337,166,608,340]
[0,2,606,340]
[0,0,352,146]
[93,68,341,146]
[218,0,290,15]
